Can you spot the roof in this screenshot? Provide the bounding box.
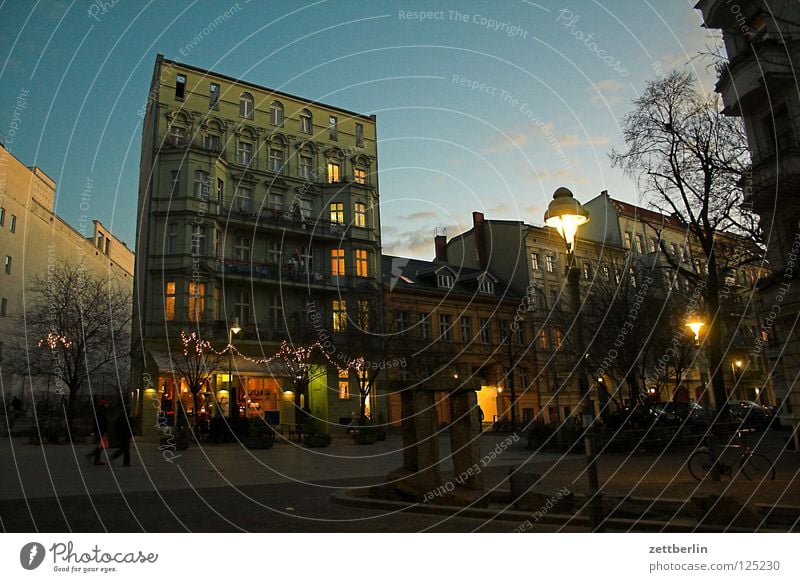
[608,198,686,229]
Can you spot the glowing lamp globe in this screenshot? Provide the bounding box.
[544,187,589,252]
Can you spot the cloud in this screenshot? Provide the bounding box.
[517,164,589,186]
[558,134,611,148]
[586,79,628,107]
[384,227,436,259]
[398,210,438,221]
[481,129,529,155]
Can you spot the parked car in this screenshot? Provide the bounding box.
[652,401,709,429]
[726,400,770,430]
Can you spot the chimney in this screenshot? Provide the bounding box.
[434,227,448,262]
[601,189,608,197]
[472,211,487,270]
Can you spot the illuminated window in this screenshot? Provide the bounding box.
[330,202,344,224]
[300,109,312,134]
[357,299,370,328]
[355,249,368,277]
[553,328,563,347]
[188,282,205,322]
[354,167,366,185]
[165,281,176,321]
[353,203,367,227]
[635,234,644,254]
[269,101,284,126]
[239,92,254,119]
[332,299,347,331]
[327,162,341,183]
[545,255,554,272]
[624,232,632,249]
[531,252,539,270]
[338,369,350,399]
[538,329,549,350]
[331,248,345,276]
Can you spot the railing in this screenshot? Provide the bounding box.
[218,258,349,288]
[221,206,349,238]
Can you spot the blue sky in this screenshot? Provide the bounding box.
[0,0,720,259]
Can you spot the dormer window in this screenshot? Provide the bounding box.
[437,273,454,288]
[478,277,494,294]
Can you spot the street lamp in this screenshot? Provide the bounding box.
[686,315,721,481]
[685,319,705,345]
[228,317,241,418]
[543,186,603,531]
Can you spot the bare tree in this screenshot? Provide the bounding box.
[610,71,756,418]
[172,331,223,427]
[15,263,131,430]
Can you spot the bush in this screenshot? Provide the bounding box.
[244,418,274,449]
[302,418,331,447]
[526,421,555,450]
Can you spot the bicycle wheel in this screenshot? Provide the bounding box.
[738,453,776,481]
[688,450,715,480]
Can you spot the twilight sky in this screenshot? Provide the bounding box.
[0,0,720,259]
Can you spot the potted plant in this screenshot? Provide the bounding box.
[302,418,331,448]
[244,418,274,449]
[352,418,378,445]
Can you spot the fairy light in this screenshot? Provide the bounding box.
[38,333,72,350]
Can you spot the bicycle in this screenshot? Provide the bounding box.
[687,432,776,481]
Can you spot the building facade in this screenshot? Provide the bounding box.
[696,0,799,432]
[132,55,383,435]
[0,144,134,406]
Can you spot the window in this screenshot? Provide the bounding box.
[298,198,312,219]
[553,328,563,347]
[234,236,251,261]
[267,241,282,265]
[499,320,510,344]
[299,154,313,179]
[583,262,592,279]
[330,202,344,224]
[355,249,368,277]
[602,265,610,280]
[395,311,410,334]
[165,281,176,320]
[354,167,367,185]
[331,248,345,276]
[239,92,254,119]
[193,170,210,199]
[191,225,207,256]
[168,125,187,147]
[216,178,224,207]
[4,256,11,274]
[0,297,6,315]
[515,325,525,346]
[629,267,637,288]
[538,329,549,350]
[356,299,370,328]
[300,109,313,133]
[328,115,337,140]
[478,277,494,294]
[209,83,220,108]
[170,170,181,195]
[670,243,681,259]
[624,232,632,249]
[338,369,350,399]
[634,234,644,254]
[648,237,657,253]
[0,208,4,226]
[480,318,491,344]
[437,272,454,288]
[8,215,14,233]
[188,282,205,322]
[167,223,178,254]
[531,252,539,270]
[97,231,103,249]
[234,290,250,325]
[327,161,341,183]
[268,295,283,329]
[269,148,284,173]
[237,141,253,165]
[175,74,186,100]
[268,192,284,212]
[269,101,284,126]
[460,316,472,342]
[236,186,252,212]
[355,123,364,147]
[545,255,555,272]
[202,133,221,152]
[419,313,431,339]
[332,299,347,331]
[439,314,453,341]
[354,203,367,227]
[520,367,529,390]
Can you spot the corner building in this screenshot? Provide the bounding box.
[132,55,383,435]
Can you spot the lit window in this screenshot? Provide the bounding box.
[329,116,337,140]
[269,148,284,173]
[332,299,347,331]
[355,123,364,147]
[175,74,186,100]
[209,83,220,108]
[545,255,554,272]
[478,277,494,293]
[357,299,370,328]
[338,369,350,399]
[437,273,454,288]
[480,318,491,344]
[268,192,284,212]
[553,328,563,347]
[330,202,344,224]
[269,101,284,126]
[354,168,367,185]
[331,248,345,276]
[237,141,253,165]
[439,314,453,341]
[327,162,341,183]
[188,282,205,322]
[624,232,632,249]
[635,234,644,254]
[193,170,210,199]
[531,252,539,270]
[239,92,254,119]
[538,329,549,349]
[354,203,367,227]
[299,154,313,179]
[165,281,176,321]
[355,249,368,277]
[300,109,313,133]
[460,317,472,342]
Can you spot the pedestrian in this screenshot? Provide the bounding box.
[86,399,110,465]
[111,409,133,467]
[11,396,23,416]
[477,406,485,431]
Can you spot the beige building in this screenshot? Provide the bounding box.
[0,144,134,405]
[132,55,383,436]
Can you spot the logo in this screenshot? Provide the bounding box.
[20,542,46,570]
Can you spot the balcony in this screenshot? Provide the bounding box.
[220,206,351,240]
[218,258,366,291]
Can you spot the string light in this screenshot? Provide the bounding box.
[39,333,72,349]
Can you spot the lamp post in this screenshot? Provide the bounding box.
[544,186,604,531]
[228,317,241,418]
[686,316,721,481]
[731,359,743,399]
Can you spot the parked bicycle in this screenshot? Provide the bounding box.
[687,431,775,481]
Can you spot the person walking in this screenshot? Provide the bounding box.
[86,399,110,465]
[111,409,133,467]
